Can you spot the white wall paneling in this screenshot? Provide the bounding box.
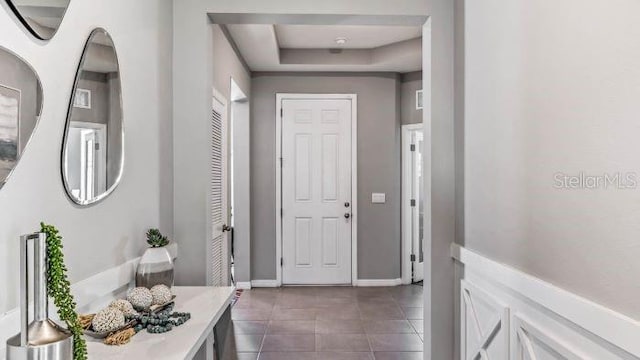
[453,244,640,359]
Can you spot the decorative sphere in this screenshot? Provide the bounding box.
[92,307,125,333]
[127,287,153,310]
[109,299,138,316]
[150,284,173,305]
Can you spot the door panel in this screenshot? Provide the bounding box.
[295,218,312,266]
[210,94,229,286]
[282,98,352,285]
[412,130,424,282]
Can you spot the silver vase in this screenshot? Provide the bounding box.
[6,233,73,360]
[135,246,174,288]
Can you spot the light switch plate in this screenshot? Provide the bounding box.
[371,193,386,204]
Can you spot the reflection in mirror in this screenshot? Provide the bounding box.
[63,28,123,205]
[0,46,43,189]
[5,0,71,40]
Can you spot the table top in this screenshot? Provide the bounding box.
[86,286,234,359]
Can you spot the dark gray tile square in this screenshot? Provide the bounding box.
[362,320,414,334]
[316,320,365,334]
[261,335,316,352]
[368,334,423,352]
[316,334,371,352]
[267,320,316,334]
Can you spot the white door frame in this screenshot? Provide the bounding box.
[275,93,358,286]
[68,121,108,199]
[401,123,423,284]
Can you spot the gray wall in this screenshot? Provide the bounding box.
[465,0,640,319]
[400,71,423,125]
[0,0,173,317]
[173,23,252,286]
[250,73,402,281]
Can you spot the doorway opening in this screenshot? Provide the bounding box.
[402,123,424,285]
[229,78,249,288]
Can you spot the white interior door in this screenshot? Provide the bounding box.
[411,129,424,282]
[281,97,352,285]
[402,125,425,284]
[209,92,230,286]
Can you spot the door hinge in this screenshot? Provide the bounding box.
[410,199,416,207]
[95,142,100,151]
[280,208,283,217]
[280,108,283,117]
[410,144,416,152]
[410,254,416,262]
[280,257,284,266]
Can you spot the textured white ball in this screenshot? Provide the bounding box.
[150,284,173,305]
[92,307,125,333]
[127,287,153,310]
[109,299,138,316]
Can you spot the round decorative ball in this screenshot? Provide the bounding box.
[92,307,125,333]
[109,299,138,316]
[150,284,173,305]
[127,287,153,310]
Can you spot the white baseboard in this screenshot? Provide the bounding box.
[452,244,640,358]
[251,280,279,288]
[355,278,402,287]
[235,281,252,290]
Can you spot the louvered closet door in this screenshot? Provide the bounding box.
[210,94,229,286]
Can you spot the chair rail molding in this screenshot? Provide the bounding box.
[452,244,640,359]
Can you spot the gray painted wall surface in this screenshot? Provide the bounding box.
[250,73,402,280]
[0,0,173,315]
[401,79,423,125]
[465,0,640,319]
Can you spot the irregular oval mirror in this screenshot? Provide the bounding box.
[63,28,123,205]
[5,0,71,40]
[0,46,43,189]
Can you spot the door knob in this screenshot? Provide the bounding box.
[344,213,351,219]
[222,224,232,232]
[344,202,350,208]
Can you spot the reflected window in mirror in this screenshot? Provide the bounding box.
[0,47,43,189]
[5,0,71,40]
[63,28,123,205]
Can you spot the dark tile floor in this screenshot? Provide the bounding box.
[222,285,423,360]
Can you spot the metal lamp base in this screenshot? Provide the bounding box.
[6,333,73,360]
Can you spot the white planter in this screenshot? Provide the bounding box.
[135,247,174,288]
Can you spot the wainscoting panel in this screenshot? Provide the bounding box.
[453,244,640,360]
[461,280,509,359]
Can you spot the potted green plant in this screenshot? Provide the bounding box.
[135,228,174,288]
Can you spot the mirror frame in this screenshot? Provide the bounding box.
[61,27,124,206]
[0,45,44,190]
[4,0,71,41]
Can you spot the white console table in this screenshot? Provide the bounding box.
[87,286,234,360]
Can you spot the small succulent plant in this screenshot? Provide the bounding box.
[146,228,169,247]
